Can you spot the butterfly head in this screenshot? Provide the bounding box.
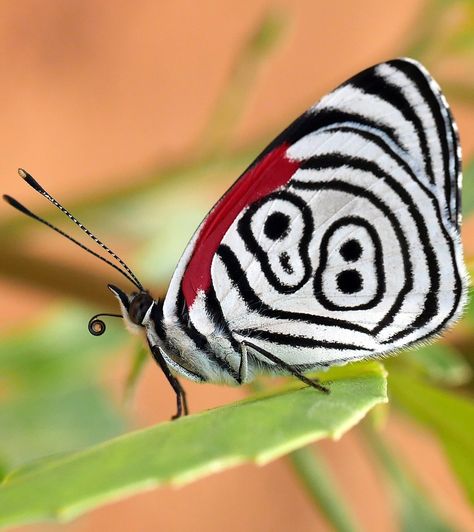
[107,284,156,333]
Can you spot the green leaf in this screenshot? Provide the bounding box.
[389,370,474,505]
[0,461,7,484]
[0,386,125,469]
[0,361,387,528]
[460,286,474,324]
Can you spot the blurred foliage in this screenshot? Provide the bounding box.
[123,345,148,406]
[0,307,127,468]
[364,424,453,531]
[390,369,474,504]
[199,9,287,156]
[288,446,358,532]
[406,0,474,63]
[0,1,473,530]
[0,363,386,527]
[462,159,474,217]
[403,343,472,386]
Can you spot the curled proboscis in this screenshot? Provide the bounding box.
[87,313,122,336]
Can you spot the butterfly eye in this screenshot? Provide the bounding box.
[238,191,313,293]
[314,217,385,311]
[129,292,154,325]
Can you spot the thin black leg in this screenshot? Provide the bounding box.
[237,342,248,385]
[150,344,189,420]
[243,341,330,394]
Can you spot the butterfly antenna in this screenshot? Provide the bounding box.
[3,194,143,291]
[15,168,143,290]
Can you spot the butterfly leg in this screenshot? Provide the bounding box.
[242,340,330,394]
[150,344,189,420]
[238,342,249,385]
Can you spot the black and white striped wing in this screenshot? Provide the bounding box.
[211,58,467,368]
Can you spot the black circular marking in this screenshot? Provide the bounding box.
[264,211,291,240]
[313,215,386,311]
[337,269,363,294]
[340,239,362,262]
[237,190,313,294]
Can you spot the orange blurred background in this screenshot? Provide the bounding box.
[1,1,473,531]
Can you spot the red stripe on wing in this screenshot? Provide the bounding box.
[181,144,300,307]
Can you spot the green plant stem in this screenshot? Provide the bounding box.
[123,345,148,405]
[363,422,408,490]
[288,446,358,532]
[363,422,452,531]
[198,9,286,156]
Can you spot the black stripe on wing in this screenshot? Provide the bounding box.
[247,108,400,172]
[345,58,461,229]
[216,243,372,335]
[290,173,416,337]
[234,329,372,351]
[244,59,460,229]
[389,59,461,228]
[348,65,435,186]
[205,284,243,354]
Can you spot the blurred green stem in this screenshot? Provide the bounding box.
[123,345,148,405]
[288,446,358,532]
[363,422,408,490]
[363,422,452,531]
[198,10,287,156]
[403,0,446,60]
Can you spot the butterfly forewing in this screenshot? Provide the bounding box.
[163,58,467,377]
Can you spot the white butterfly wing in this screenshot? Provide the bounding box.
[210,58,467,368]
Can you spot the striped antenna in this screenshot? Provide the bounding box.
[3,194,143,290]
[4,169,144,291]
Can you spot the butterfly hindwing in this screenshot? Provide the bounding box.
[164,58,467,375]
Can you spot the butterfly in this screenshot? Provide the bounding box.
[4,58,468,419]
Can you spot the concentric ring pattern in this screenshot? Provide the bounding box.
[211,59,467,368]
